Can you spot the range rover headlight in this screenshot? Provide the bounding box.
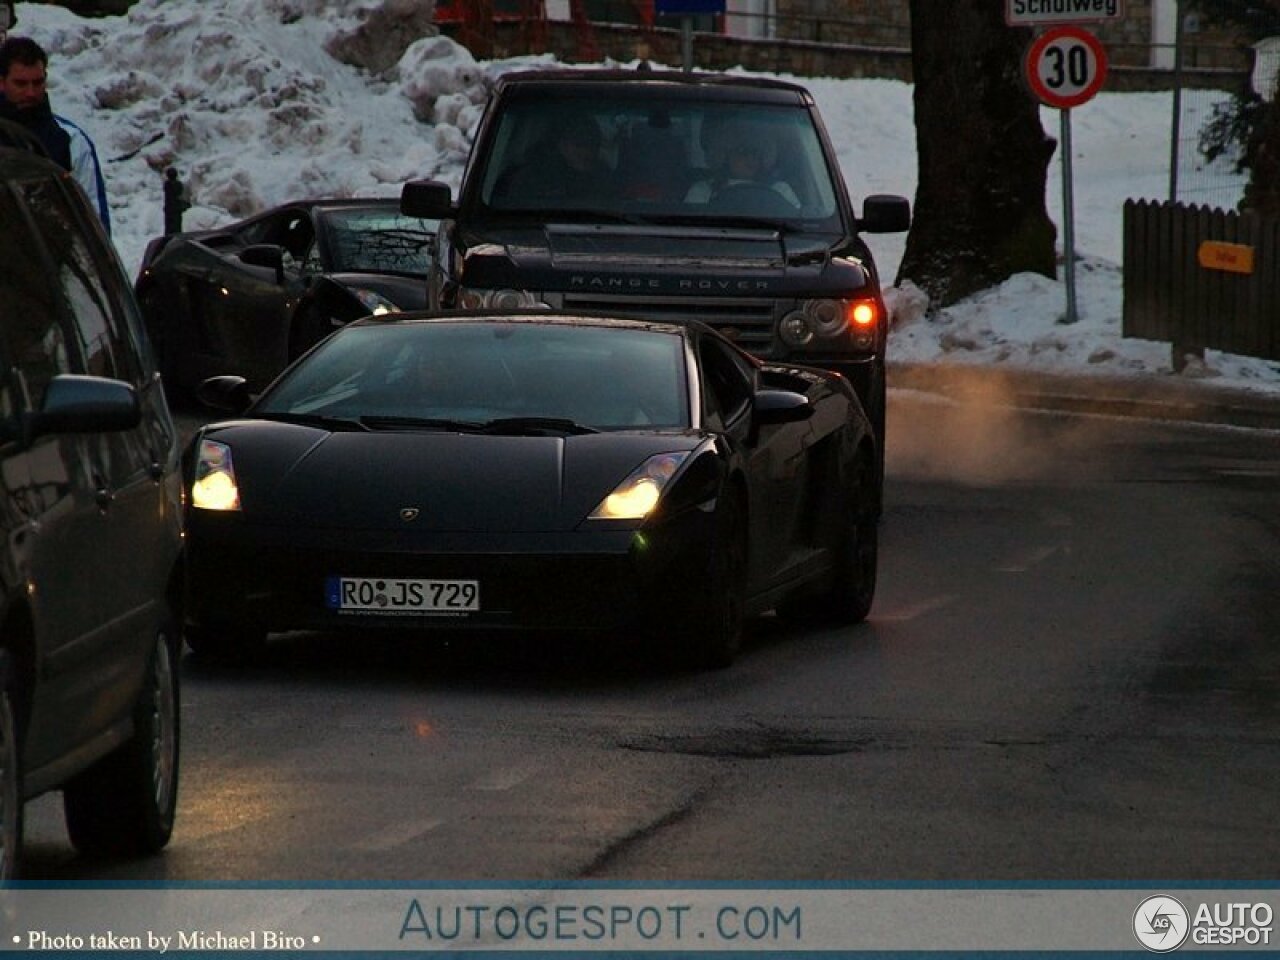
[457,287,547,310]
[779,310,814,346]
[784,298,881,348]
[805,298,846,337]
[589,452,690,521]
[191,439,240,511]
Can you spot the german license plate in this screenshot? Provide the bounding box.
[325,577,480,616]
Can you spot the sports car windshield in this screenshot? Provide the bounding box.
[321,208,435,274]
[475,93,842,229]
[258,321,691,431]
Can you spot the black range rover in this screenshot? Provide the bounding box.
[401,68,910,472]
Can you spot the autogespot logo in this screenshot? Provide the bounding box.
[1134,895,1190,952]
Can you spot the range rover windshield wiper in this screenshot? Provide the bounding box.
[648,213,794,232]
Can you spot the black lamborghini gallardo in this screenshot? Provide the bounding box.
[182,311,881,669]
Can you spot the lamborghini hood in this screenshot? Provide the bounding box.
[201,422,703,533]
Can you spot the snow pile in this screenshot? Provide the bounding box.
[29,0,493,253]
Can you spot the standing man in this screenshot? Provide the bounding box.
[0,35,111,235]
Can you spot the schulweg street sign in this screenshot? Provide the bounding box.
[1006,0,1124,27]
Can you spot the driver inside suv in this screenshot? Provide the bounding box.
[684,117,801,211]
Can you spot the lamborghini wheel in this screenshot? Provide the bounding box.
[782,451,878,626]
[685,491,747,670]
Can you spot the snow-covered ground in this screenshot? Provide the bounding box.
[13,0,1279,394]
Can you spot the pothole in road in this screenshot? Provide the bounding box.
[620,730,876,759]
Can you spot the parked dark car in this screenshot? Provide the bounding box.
[183,311,880,669]
[0,142,184,878]
[135,198,437,398]
[401,68,909,481]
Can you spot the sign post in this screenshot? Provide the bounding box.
[654,0,726,72]
[1025,25,1108,325]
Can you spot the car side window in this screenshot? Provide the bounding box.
[18,177,143,385]
[0,179,76,411]
[699,336,754,428]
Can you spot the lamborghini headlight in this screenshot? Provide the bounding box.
[351,288,400,316]
[191,439,240,511]
[589,452,690,521]
[456,286,547,310]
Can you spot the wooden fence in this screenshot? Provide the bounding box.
[1123,199,1280,363]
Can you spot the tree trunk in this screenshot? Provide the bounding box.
[898,0,1058,309]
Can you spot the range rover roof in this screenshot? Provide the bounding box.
[492,68,813,103]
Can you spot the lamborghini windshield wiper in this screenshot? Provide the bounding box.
[358,415,599,435]
[360,415,484,433]
[261,411,368,431]
[477,417,599,436]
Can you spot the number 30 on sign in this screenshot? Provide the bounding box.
[1025,26,1108,109]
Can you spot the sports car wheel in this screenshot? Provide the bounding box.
[63,622,180,858]
[837,362,886,488]
[685,492,747,670]
[783,453,879,626]
[0,650,24,881]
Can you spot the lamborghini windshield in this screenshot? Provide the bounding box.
[259,319,691,431]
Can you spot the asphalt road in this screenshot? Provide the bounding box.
[18,375,1280,881]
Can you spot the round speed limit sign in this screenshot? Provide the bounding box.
[1025,26,1108,109]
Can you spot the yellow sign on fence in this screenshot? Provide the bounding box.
[1197,240,1255,274]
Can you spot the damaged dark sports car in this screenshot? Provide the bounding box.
[135,198,436,398]
[183,311,881,669]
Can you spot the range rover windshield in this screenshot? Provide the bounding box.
[474,92,843,230]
